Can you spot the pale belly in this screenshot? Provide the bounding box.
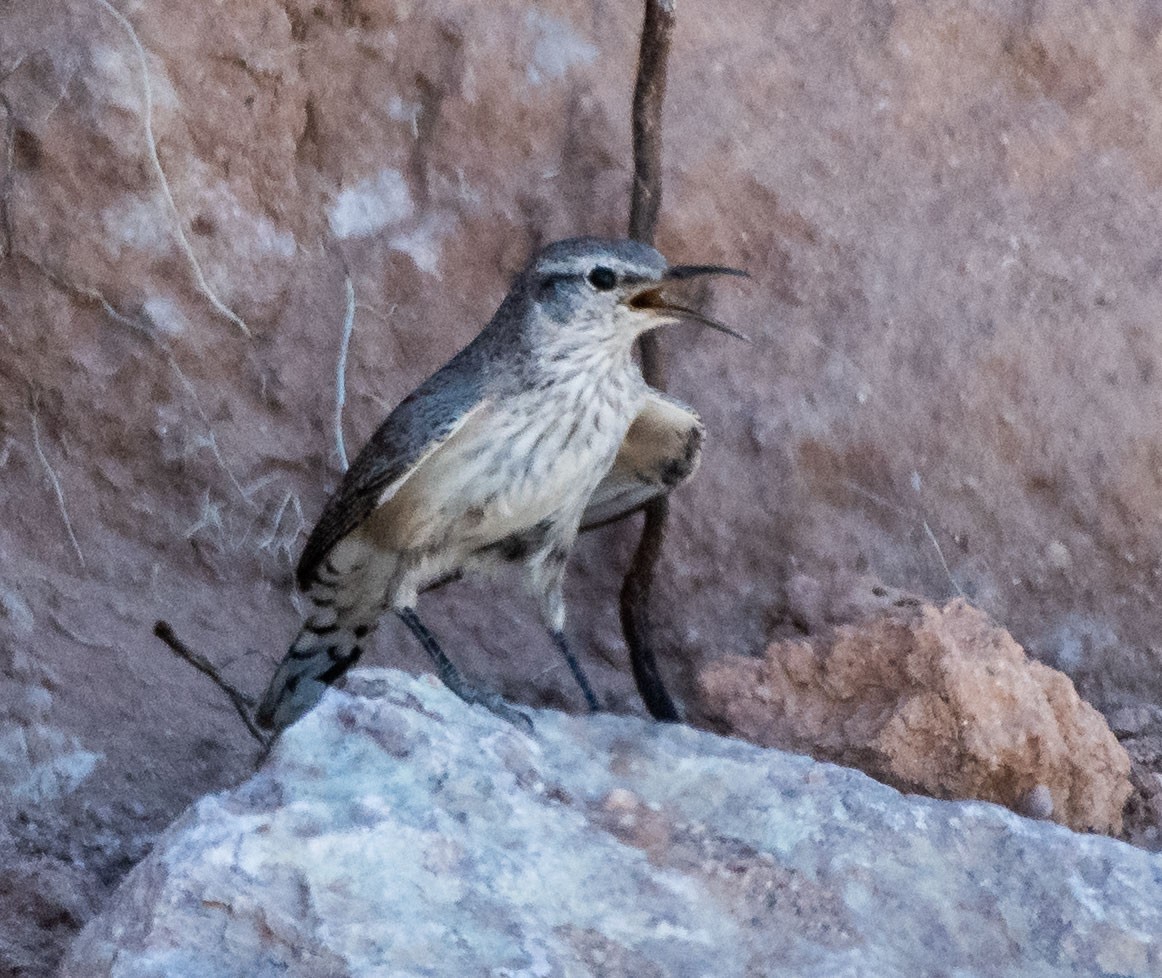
[364,385,641,563]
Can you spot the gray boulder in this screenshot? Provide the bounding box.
[62,670,1162,977]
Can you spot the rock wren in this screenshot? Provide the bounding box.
[256,236,745,733]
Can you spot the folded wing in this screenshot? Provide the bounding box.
[296,363,488,590]
[580,390,704,531]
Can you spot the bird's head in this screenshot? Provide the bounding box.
[515,237,748,354]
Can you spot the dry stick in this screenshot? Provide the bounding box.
[88,0,252,338]
[620,0,682,722]
[153,621,270,747]
[334,274,356,471]
[29,396,86,569]
[628,0,674,313]
[843,469,971,601]
[923,520,967,600]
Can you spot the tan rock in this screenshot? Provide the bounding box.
[698,599,1132,834]
[60,671,1162,978]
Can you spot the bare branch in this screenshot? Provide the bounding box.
[620,0,682,722]
[153,620,270,748]
[628,0,675,390]
[628,1,675,246]
[620,497,680,719]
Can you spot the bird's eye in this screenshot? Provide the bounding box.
[587,266,617,291]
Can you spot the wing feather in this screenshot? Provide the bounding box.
[580,390,704,531]
[296,363,488,590]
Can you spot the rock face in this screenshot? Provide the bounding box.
[8,0,1162,972]
[62,670,1162,978]
[699,598,1133,834]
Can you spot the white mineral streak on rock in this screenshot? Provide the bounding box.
[99,196,174,258]
[523,11,598,87]
[63,669,1162,978]
[0,670,101,804]
[389,213,453,275]
[141,295,188,336]
[328,169,415,240]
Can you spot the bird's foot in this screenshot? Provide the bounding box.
[396,607,533,732]
[550,629,601,713]
[461,685,534,734]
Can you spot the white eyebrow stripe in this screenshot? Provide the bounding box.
[536,258,657,278]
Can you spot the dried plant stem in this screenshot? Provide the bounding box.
[627,0,674,404]
[155,341,252,505]
[88,0,252,338]
[48,609,111,650]
[923,520,967,600]
[334,274,356,470]
[153,621,269,748]
[29,396,86,569]
[628,1,674,248]
[620,0,681,722]
[845,474,969,598]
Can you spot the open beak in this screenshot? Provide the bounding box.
[625,264,750,341]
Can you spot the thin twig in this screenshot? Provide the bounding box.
[153,620,270,747]
[628,1,674,243]
[156,346,253,505]
[88,0,252,337]
[847,476,970,599]
[48,609,112,650]
[334,274,356,470]
[620,0,681,722]
[627,0,674,385]
[29,395,86,569]
[923,520,967,600]
[258,489,306,559]
[841,478,908,518]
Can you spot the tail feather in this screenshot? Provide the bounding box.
[260,541,397,732]
[255,623,369,732]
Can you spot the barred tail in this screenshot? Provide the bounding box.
[255,618,374,733]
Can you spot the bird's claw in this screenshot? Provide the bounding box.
[475,691,534,734]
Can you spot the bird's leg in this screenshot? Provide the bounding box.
[550,629,600,713]
[535,563,601,712]
[395,607,532,732]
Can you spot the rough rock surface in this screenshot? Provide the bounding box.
[1120,715,1162,851]
[7,0,1162,972]
[699,597,1133,835]
[62,670,1162,978]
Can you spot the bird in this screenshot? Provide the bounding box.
[255,236,746,734]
